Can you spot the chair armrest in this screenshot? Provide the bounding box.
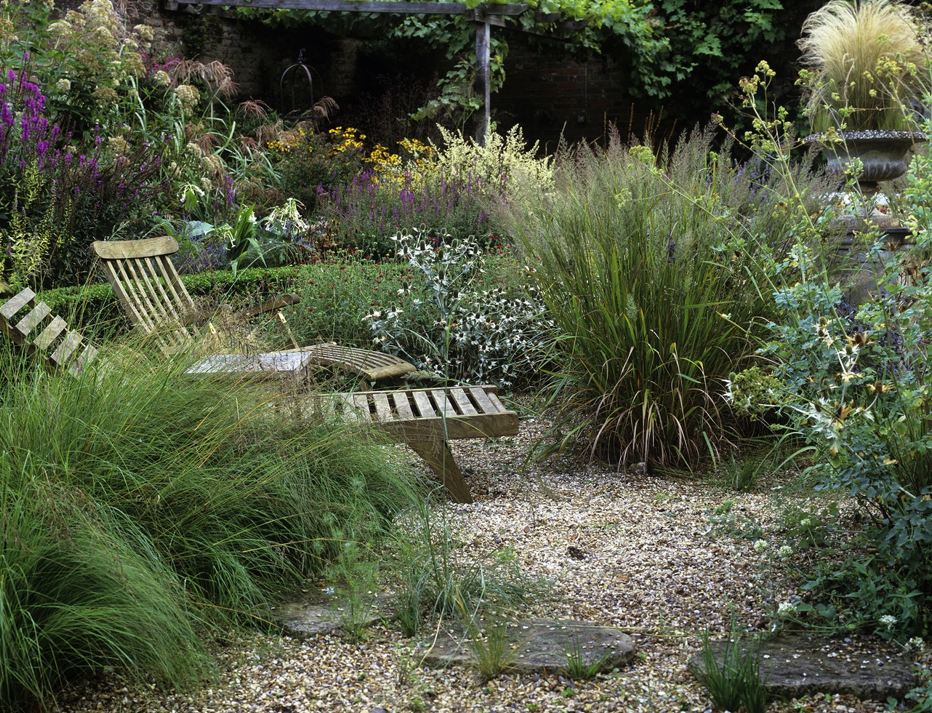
[242,293,301,318]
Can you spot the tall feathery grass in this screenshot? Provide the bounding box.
[0,340,420,711]
[798,0,927,132]
[501,126,834,470]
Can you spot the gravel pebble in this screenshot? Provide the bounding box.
[57,412,928,713]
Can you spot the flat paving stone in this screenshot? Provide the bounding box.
[275,591,391,638]
[688,633,917,700]
[417,618,635,676]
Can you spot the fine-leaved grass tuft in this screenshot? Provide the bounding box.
[0,333,420,711]
[501,124,835,471]
[697,629,768,713]
[561,631,613,681]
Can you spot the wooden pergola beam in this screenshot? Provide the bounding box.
[173,0,527,15]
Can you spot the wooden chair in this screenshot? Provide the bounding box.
[0,288,98,374]
[92,238,518,503]
[91,237,416,382]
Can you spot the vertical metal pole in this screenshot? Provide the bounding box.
[475,11,490,146]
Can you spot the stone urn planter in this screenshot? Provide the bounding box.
[805,130,927,194]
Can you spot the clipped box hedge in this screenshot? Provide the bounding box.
[36,265,303,338]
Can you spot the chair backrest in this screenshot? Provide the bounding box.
[91,237,196,354]
[0,288,98,374]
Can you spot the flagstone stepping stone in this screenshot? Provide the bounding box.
[688,633,917,700]
[275,591,392,638]
[416,619,635,675]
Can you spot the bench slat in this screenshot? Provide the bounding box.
[469,385,500,414]
[68,343,98,376]
[372,392,393,422]
[411,390,435,419]
[352,393,372,418]
[450,387,478,416]
[431,389,458,417]
[392,391,415,420]
[50,330,83,368]
[304,385,519,504]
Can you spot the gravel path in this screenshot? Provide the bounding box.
[60,413,928,713]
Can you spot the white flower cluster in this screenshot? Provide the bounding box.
[367,229,555,387]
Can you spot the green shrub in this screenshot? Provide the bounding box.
[33,265,304,341]
[270,125,367,215]
[282,247,536,377]
[501,125,831,469]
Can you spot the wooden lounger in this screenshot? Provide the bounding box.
[91,237,416,382]
[0,288,98,374]
[314,385,519,504]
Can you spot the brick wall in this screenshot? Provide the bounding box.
[496,45,630,150]
[55,1,672,148]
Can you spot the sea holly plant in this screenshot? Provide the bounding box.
[365,229,554,388]
[751,227,932,636]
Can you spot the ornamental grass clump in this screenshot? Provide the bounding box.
[501,125,831,470]
[797,0,928,132]
[0,336,419,711]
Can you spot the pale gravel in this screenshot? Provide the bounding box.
[58,410,928,713]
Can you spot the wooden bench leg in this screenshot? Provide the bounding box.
[407,439,474,504]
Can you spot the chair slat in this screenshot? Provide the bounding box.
[50,330,83,367]
[392,391,415,420]
[411,390,435,419]
[68,343,98,375]
[450,387,478,416]
[33,316,66,351]
[124,257,163,327]
[484,389,509,414]
[108,259,149,329]
[468,386,499,415]
[15,302,52,340]
[337,393,361,421]
[372,392,393,422]
[0,288,35,321]
[155,254,194,314]
[136,257,173,324]
[431,389,458,417]
[352,393,372,417]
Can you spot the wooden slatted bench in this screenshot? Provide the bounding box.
[311,385,519,503]
[0,288,98,374]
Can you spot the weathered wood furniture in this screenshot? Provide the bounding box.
[0,288,98,374]
[91,237,415,382]
[312,385,519,503]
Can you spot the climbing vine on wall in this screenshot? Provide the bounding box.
[236,0,819,123]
